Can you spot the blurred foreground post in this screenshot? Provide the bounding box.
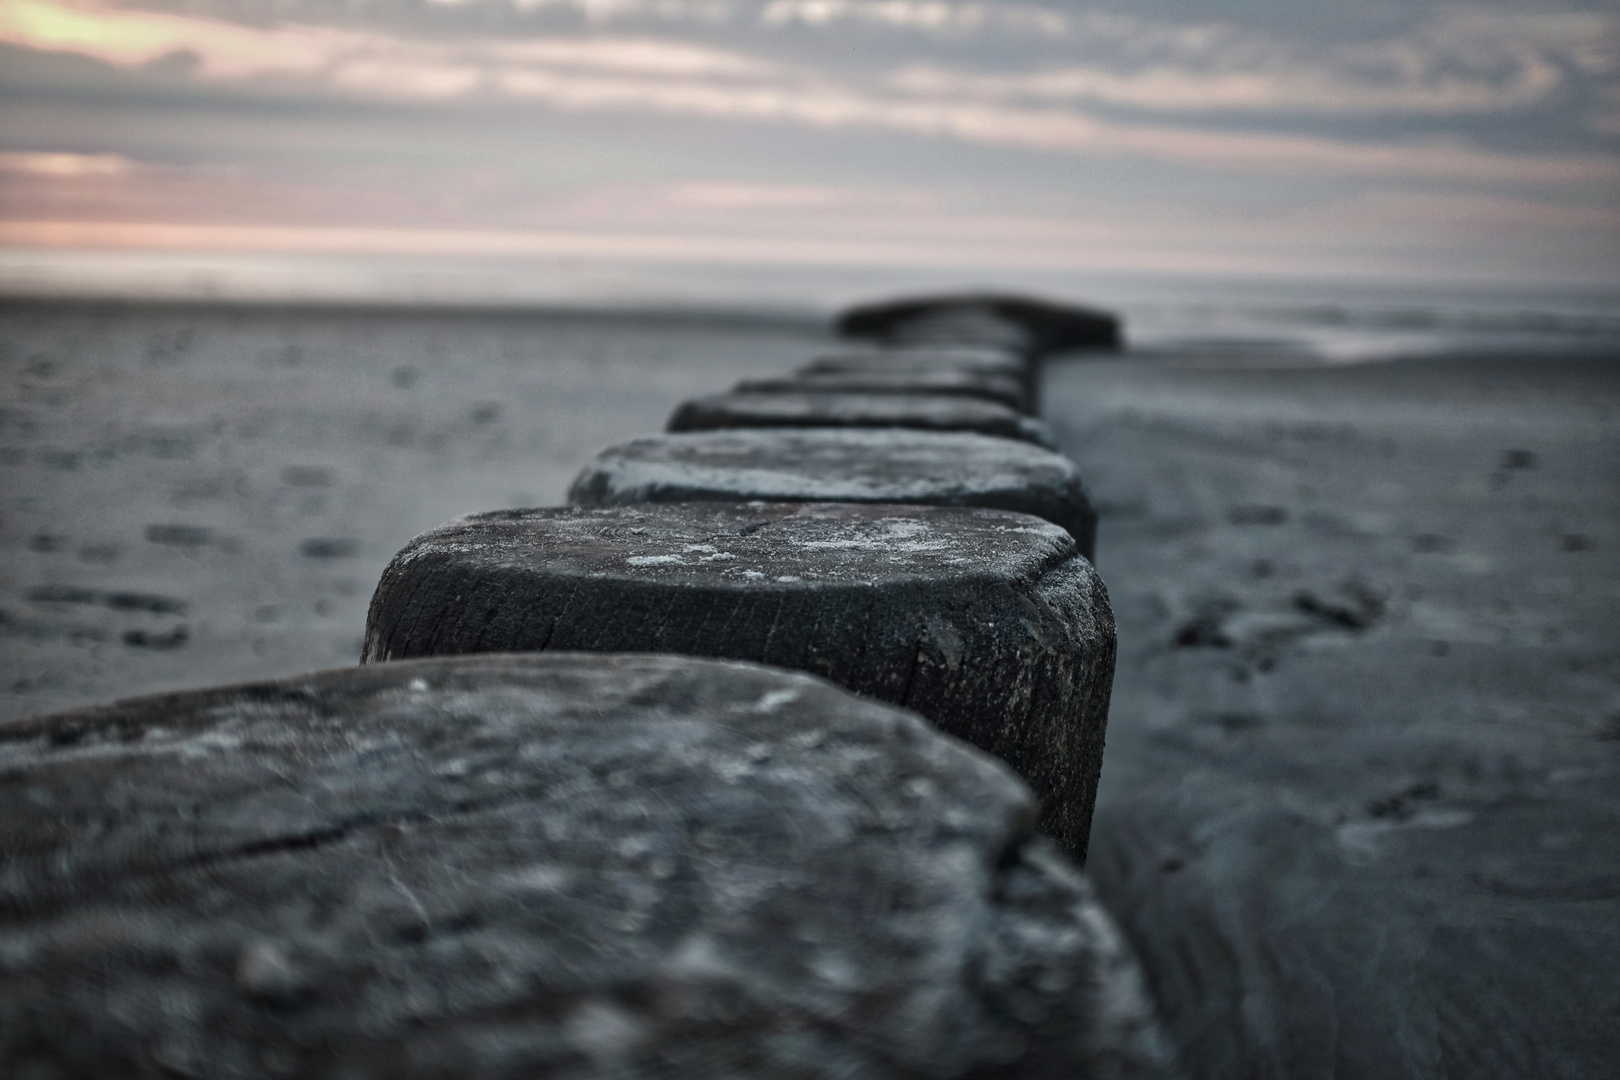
[0,653,1173,1079]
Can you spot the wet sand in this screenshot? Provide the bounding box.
[0,300,826,719]
[1049,353,1620,1077]
[3,301,1618,1075]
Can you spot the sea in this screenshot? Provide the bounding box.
[2,248,1617,365]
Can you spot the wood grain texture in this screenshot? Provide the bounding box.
[0,653,1174,1080]
[566,428,1098,562]
[735,369,1031,413]
[363,503,1115,859]
[666,390,1057,448]
[797,346,1038,408]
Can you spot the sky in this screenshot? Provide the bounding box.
[0,0,1616,308]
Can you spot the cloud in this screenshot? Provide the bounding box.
[2,0,344,78]
[18,1,1615,125]
[6,0,1615,187]
[760,0,1064,38]
[1,134,1612,290]
[0,218,1208,275]
[8,179,1612,289]
[661,182,934,210]
[0,150,134,177]
[423,0,735,23]
[888,9,1619,117]
[0,150,942,234]
[0,215,1371,278]
[888,58,1563,117]
[1592,83,1620,134]
[1336,190,1620,234]
[0,0,773,83]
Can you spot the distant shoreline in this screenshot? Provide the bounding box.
[2,290,1617,369]
[0,291,834,336]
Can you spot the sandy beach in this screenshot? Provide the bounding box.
[2,299,1617,1075]
[1050,352,1620,1076]
[0,300,826,719]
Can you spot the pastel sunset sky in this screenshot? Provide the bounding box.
[1,0,1616,304]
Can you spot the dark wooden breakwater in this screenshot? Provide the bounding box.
[0,295,1185,1077]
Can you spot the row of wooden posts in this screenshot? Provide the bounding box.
[366,295,1116,858]
[0,295,1183,1077]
